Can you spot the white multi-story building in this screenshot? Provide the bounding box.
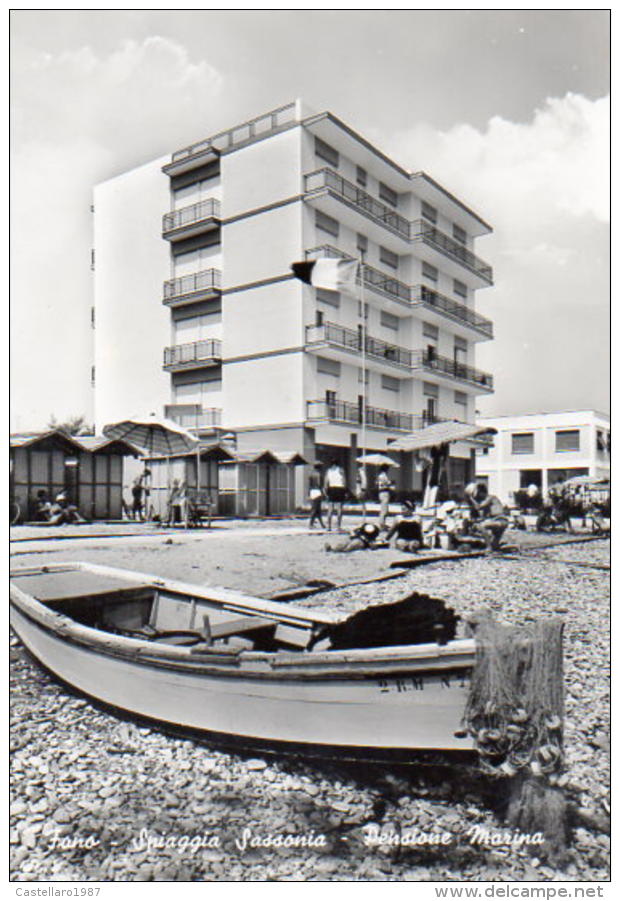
[476,410,610,502]
[93,101,494,509]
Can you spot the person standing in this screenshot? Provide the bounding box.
[355,464,368,520]
[376,464,394,530]
[131,477,145,522]
[308,464,325,529]
[324,459,346,532]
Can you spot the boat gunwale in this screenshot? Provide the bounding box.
[10,562,477,679]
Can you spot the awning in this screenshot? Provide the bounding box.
[227,450,308,465]
[388,420,497,452]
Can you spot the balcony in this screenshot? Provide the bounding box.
[412,285,493,339]
[163,339,222,373]
[162,199,221,242]
[305,245,493,338]
[306,244,412,308]
[307,399,417,432]
[165,406,222,433]
[306,321,412,373]
[411,350,493,392]
[304,167,411,249]
[411,219,493,286]
[164,103,298,177]
[163,269,222,308]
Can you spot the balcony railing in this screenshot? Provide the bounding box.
[169,103,298,165]
[163,268,221,304]
[304,168,411,241]
[412,285,493,338]
[162,199,221,236]
[167,408,222,431]
[411,219,493,284]
[412,350,493,390]
[307,399,416,432]
[305,244,412,305]
[163,339,222,370]
[306,322,412,369]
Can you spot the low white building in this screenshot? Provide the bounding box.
[475,410,610,502]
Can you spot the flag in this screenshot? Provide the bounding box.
[290,258,358,296]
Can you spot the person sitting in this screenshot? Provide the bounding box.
[32,489,53,522]
[464,482,509,550]
[49,492,86,525]
[384,501,424,551]
[325,522,386,553]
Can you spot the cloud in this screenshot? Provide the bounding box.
[12,36,223,161]
[10,37,225,429]
[381,93,610,415]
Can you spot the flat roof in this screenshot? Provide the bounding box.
[478,409,610,422]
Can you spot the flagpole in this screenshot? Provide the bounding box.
[359,250,367,492]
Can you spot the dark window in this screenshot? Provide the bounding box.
[357,233,368,254]
[423,322,439,340]
[315,310,324,326]
[454,335,468,352]
[382,374,399,392]
[555,430,580,452]
[512,433,534,455]
[379,246,398,269]
[379,182,398,207]
[422,261,438,282]
[315,210,339,238]
[453,224,467,245]
[453,279,467,298]
[356,166,367,187]
[316,288,340,308]
[317,356,341,377]
[315,137,339,168]
[380,311,399,331]
[421,201,437,224]
[423,381,439,398]
[455,391,467,406]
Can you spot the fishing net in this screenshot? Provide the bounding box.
[464,618,564,778]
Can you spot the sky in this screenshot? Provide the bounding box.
[10,9,610,431]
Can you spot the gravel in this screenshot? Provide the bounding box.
[9,532,610,881]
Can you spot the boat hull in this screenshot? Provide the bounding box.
[11,567,474,757]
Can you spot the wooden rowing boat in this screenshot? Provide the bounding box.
[10,561,476,760]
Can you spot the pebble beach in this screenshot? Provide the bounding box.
[9,523,610,882]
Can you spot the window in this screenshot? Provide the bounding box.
[512,433,534,455]
[315,210,339,238]
[423,382,439,398]
[422,261,438,282]
[380,311,399,331]
[379,246,398,270]
[454,336,468,352]
[453,279,467,298]
[356,166,367,187]
[379,182,398,207]
[453,224,467,245]
[421,201,437,224]
[596,430,609,453]
[381,374,400,392]
[423,322,439,341]
[315,310,324,326]
[90,365,96,386]
[317,356,341,377]
[90,307,95,328]
[358,300,369,319]
[316,288,340,308]
[555,430,580,452]
[358,367,369,385]
[455,390,467,406]
[357,233,368,254]
[315,137,339,168]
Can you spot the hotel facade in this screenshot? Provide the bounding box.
[93,101,494,511]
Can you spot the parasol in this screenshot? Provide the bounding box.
[357,453,400,468]
[103,414,199,519]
